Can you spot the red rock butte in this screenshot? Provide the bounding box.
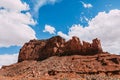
[0,36,120,80]
[18,36,103,62]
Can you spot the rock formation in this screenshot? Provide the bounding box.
[0,36,120,80]
[0,53,120,80]
[18,36,103,62]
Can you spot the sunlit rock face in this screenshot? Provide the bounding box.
[18,36,103,62]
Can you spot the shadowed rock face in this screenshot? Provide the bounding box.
[18,36,103,62]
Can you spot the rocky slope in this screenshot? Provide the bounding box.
[0,36,120,80]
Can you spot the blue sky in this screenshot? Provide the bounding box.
[0,0,120,67]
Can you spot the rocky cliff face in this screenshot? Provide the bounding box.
[0,36,120,80]
[18,36,103,62]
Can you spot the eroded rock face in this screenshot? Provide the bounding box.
[38,36,66,60]
[1,53,120,80]
[18,36,103,62]
[18,39,47,62]
[1,36,120,80]
[64,36,82,53]
[92,38,103,53]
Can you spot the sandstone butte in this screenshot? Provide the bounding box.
[0,36,120,80]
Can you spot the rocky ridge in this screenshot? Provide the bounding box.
[0,36,120,80]
[18,36,103,62]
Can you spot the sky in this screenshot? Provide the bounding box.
[0,0,120,67]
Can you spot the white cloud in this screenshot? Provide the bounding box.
[34,0,58,13]
[58,9,120,54]
[0,0,36,47]
[81,1,93,8]
[0,0,29,12]
[43,24,56,34]
[0,54,18,68]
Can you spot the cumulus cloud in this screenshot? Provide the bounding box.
[58,9,120,54]
[0,0,29,12]
[43,24,56,34]
[0,54,18,68]
[81,1,93,8]
[0,0,36,47]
